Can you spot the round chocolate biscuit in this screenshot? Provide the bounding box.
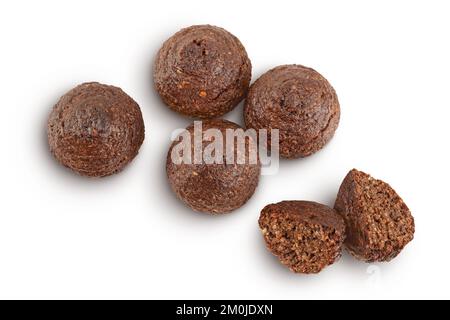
[47,82,145,177]
[166,119,260,214]
[154,25,252,119]
[259,201,346,274]
[334,169,415,262]
[244,65,340,159]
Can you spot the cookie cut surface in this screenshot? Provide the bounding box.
[334,169,415,262]
[259,201,346,274]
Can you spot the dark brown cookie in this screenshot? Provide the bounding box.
[166,119,260,214]
[244,65,340,159]
[334,169,415,262]
[259,201,346,274]
[47,82,145,177]
[154,25,252,119]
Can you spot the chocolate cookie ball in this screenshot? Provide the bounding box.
[244,65,340,159]
[47,82,145,177]
[259,201,346,274]
[334,169,415,262]
[166,119,260,214]
[154,25,252,119]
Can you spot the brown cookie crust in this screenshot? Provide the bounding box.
[244,65,340,158]
[47,82,145,177]
[259,201,346,274]
[154,25,252,119]
[334,169,415,262]
[166,119,260,214]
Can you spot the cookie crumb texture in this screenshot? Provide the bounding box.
[154,25,252,119]
[47,82,145,177]
[244,65,340,158]
[334,169,415,262]
[166,119,260,214]
[259,201,345,274]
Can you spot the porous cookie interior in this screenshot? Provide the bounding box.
[259,213,342,274]
[344,170,415,261]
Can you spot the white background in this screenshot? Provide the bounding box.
[1,0,449,299]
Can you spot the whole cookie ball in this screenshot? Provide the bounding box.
[154,25,252,119]
[244,65,340,159]
[334,169,415,262]
[166,119,260,214]
[47,82,145,177]
[259,201,346,274]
